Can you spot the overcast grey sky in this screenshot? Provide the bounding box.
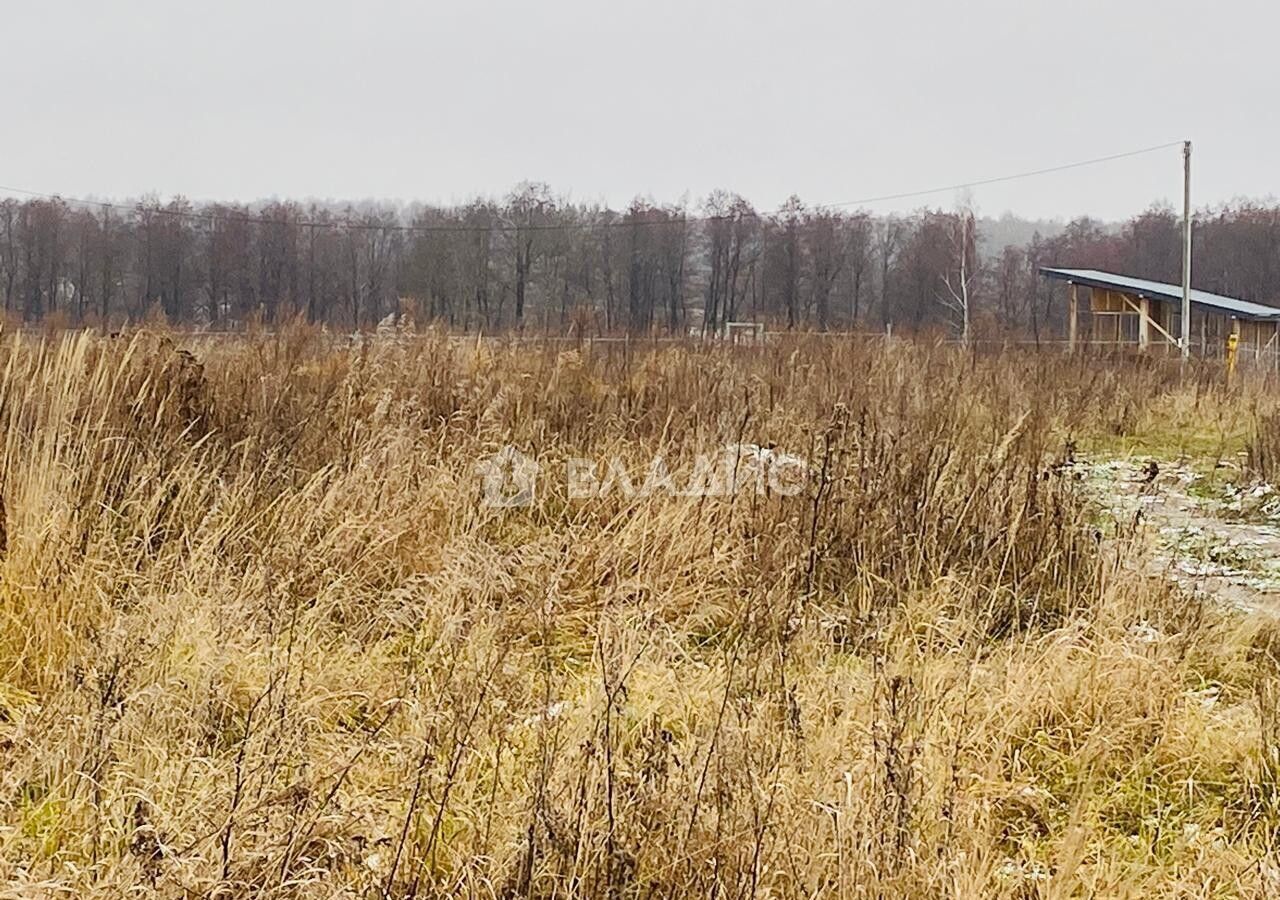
[2,0,1274,220]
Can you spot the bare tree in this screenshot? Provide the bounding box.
[845,212,873,326]
[875,218,903,330]
[0,199,19,315]
[995,245,1026,329]
[940,203,977,345]
[506,182,554,327]
[807,209,844,330]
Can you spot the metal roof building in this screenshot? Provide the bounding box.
[1040,268,1280,321]
[1038,267,1280,359]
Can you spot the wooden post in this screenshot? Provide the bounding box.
[1068,283,1078,352]
[1138,296,1150,351]
[1227,320,1240,384]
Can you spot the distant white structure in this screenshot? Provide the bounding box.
[684,307,768,342]
[723,321,766,343]
[49,277,77,310]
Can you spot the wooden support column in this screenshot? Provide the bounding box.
[1122,294,1179,351]
[1068,283,1078,352]
[1228,317,1241,380]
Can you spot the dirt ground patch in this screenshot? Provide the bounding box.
[1078,454,1280,612]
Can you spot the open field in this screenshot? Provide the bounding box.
[3,329,1280,897]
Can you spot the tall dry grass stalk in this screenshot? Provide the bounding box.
[0,328,1276,897]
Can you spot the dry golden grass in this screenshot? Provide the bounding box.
[0,329,1279,897]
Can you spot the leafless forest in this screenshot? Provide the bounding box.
[3,186,1279,335]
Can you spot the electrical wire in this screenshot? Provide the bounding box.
[0,141,1184,234]
[811,141,1184,209]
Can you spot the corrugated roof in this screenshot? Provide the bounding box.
[1039,268,1280,320]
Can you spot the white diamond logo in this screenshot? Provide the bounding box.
[474,445,540,508]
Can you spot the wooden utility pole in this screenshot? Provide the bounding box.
[1181,140,1192,359]
[960,211,970,347]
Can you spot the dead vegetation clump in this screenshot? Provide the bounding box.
[1249,407,1280,484]
[0,330,1276,897]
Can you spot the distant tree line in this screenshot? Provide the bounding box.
[2,182,1278,336]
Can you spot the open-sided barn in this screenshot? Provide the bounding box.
[1040,267,1280,361]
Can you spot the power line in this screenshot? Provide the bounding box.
[0,141,1182,234]
[812,141,1184,210]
